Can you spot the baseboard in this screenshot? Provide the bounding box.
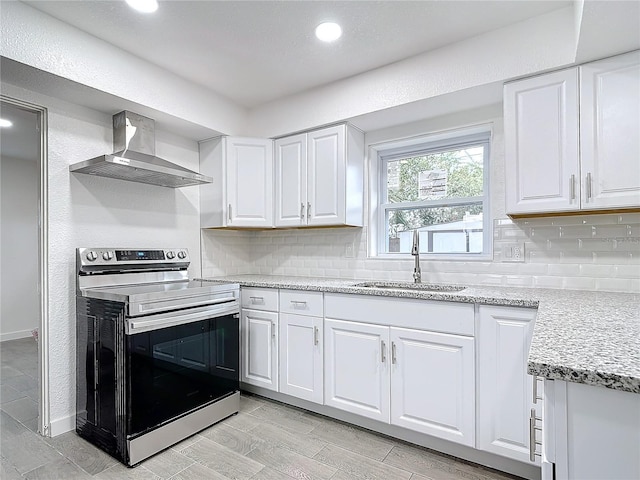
[49,414,74,437]
[0,329,36,342]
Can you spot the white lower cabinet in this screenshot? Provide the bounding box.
[390,327,475,446]
[323,294,476,447]
[241,308,278,391]
[279,313,323,403]
[324,319,390,422]
[477,305,539,464]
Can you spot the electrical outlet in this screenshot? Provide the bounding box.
[345,242,355,258]
[502,242,525,263]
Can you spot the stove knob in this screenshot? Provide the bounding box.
[177,251,187,259]
[102,251,113,261]
[166,251,176,259]
[86,251,98,262]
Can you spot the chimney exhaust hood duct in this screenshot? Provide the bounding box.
[69,111,212,188]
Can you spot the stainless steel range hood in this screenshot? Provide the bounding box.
[69,111,212,188]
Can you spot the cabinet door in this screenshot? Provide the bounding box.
[278,313,323,403]
[241,308,278,391]
[275,134,307,227]
[226,137,273,227]
[477,306,538,463]
[307,125,345,226]
[390,327,475,447]
[324,319,390,422]
[504,69,580,214]
[580,51,640,210]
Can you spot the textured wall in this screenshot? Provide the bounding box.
[1,82,203,434]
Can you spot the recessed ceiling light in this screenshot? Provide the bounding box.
[315,22,342,42]
[0,118,13,128]
[125,0,158,13]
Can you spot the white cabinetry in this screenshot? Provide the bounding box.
[543,380,640,480]
[504,69,580,214]
[200,136,273,228]
[580,52,640,209]
[390,327,474,445]
[505,51,640,215]
[278,290,324,404]
[324,319,390,422]
[240,287,279,390]
[324,293,475,446]
[477,306,539,464]
[274,124,364,227]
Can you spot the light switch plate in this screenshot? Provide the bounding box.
[345,242,355,258]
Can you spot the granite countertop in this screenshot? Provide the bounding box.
[200,274,640,394]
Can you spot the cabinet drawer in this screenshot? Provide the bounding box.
[279,290,323,317]
[325,293,474,336]
[241,287,279,312]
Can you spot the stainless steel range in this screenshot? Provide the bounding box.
[75,248,240,466]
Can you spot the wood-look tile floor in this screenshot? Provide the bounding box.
[1,338,522,480]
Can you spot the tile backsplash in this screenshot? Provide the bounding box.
[201,213,640,293]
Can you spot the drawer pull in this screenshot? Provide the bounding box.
[249,296,264,302]
[529,408,542,462]
[532,375,543,404]
[290,300,307,307]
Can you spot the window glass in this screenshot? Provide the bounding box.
[378,131,490,256]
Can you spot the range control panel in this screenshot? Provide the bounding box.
[77,248,189,266]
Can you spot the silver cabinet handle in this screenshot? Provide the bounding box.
[307,202,311,219]
[314,326,319,346]
[249,296,264,302]
[586,172,593,200]
[570,174,576,201]
[532,375,543,404]
[529,408,542,462]
[290,300,307,305]
[272,321,276,339]
[391,342,397,364]
[228,203,232,222]
[381,340,386,363]
[300,202,305,220]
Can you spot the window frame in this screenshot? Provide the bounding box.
[369,125,492,260]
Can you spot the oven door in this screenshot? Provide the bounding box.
[125,303,239,438]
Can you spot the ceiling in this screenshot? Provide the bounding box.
[0,101,40,163]
[23,0,572,109]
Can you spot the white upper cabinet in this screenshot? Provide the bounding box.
[274,124,364,227]
[580,51,640,210]
[200,136,273,228]
[505,51,640,215]
[274,133,307,227]
[504,69,580,214]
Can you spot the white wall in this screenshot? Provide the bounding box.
[202,106,640,293]
[0,155,39,341]
[0,1,246,136]
[1,81,204,435]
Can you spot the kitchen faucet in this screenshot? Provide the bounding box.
[411,229,421,283]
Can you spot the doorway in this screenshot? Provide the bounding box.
[0,96,49,437]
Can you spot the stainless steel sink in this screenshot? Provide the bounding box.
[353,281,466,293]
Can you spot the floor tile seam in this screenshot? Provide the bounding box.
[313,442,416,479]
[13,448,66,477]
[312,431,394,463]
[164,458,198,480]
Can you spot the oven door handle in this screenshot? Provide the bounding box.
[126,300,238,334]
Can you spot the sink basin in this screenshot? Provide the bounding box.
[353,281,466,293]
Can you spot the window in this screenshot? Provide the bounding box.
[374,128,491,257]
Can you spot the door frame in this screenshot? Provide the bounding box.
[1,95,50,436]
